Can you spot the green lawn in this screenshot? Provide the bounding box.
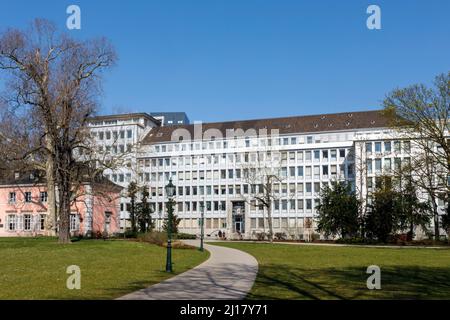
[0,237,208,299]
[214,242,450,300]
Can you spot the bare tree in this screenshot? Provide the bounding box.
[353,138,369,237]
[0,19,116,243]
[241,147,289,242]
[383,72,449,240]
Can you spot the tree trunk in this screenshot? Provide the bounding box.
[130,201,137,234]
[267,204,274,242]
[43,132,57,236]
[57,147,72,244]
[432,200,440,241]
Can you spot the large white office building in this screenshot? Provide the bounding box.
[87,110,448,239]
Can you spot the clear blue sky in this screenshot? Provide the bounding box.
[1,0,449,122]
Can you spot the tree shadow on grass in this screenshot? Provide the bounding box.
[247,265,450,300]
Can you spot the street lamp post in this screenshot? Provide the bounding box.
[165,179,176,273]
[199,199,205,252]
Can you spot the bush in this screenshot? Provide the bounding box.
[124,230,138,239]
[138,231,167,246]
[174,233,197,240]
[137,232,196,249]
[274,232,287,241]
[255,232,267,241]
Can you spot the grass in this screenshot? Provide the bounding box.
[0,237,209,299]
[213,242,450,300]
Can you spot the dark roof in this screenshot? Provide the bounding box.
[88,112,161,125]
[0,170,46,186]
[142,110,390,144]
[0,169,122,191]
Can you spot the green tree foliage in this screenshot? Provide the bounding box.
[127,181,139,234]
[365,177,404,242]
[396,180,431,240]
[136,186,154,233]
[163,212,181,234]
[316,181,360,239]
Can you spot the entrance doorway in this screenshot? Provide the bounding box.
[232,201,245,234]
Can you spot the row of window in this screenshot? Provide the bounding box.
[153,133,350,153]
[97,143,133,154]
[365,140,410,154]
[147,198,320,214]
[8,191,47,204]
[140,163,355,185]
[6,214,46,231]
[366,157,411,174]
[6,213,79,231]
[147,181,342,198]
[93,129,133,140]
[144,149,351,169]
[174,216,314,229]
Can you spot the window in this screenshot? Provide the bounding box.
[306,199,312,210]
[70,214,79,231]
[314,166,320,179]
[24,214,32,231]
[394,141,401,152]
[384,158,391,171]
[289,199,296,211]
[274,200,280,211]
[305,151,312,161]
[297,183,304,194]
[297,166,304,177]
[367,160,373,174]
[375,142,382,153]
[40,214,46,230]
[306,182,312,193]
[403,141,411,153]
[9,192,16,204]
[366,142,372,153]
[330,150,337,161]
[7,214,16,231]
[339,149,346,158]
[375,159,382,172]
[297,200,304,211]
[314,150,320,161]
[305,166,312,178]
[25,192,32,203]
[289,167,296,177]
[384,141,391,152]
[127,130,133,139]
[307,136,313,144]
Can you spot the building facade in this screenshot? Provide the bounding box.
[0,172,122,237]
[87,113,161,229]
[88,110,448,239]
[149,112,190,126]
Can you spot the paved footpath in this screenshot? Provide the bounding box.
[118,240,258,300]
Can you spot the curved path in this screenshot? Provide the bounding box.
[118,240,258,300]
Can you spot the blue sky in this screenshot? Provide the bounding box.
[1,0,449,122]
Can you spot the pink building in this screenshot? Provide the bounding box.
[0,171,122,237]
